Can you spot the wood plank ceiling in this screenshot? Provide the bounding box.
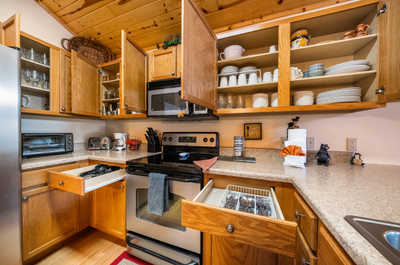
[36,0,334,53]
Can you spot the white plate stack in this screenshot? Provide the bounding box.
[325,60,370,76]
[316,87,362,105]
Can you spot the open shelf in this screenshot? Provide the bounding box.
[101,79,120,89]
[21,84,50,94]
[218,82,277,94]
[216,102,384,115]
[21,57,50,71]
[291,70,376,89]
[102,98,120,103]
[291,34,377,64]
[218,51,278,68]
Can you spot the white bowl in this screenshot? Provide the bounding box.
[252,93,269,108]
[221,45,245,60]
[239,65,257,73]
[294,91,314,105]
[220,65,239,74]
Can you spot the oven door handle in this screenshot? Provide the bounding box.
[126,234,199,265]
[165,176,201,183]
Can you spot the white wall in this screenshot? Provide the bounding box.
[0,0,73,47]
[107,102,400,165]
[1,0,106,142]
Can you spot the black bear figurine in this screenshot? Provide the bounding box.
[316,144,331,166]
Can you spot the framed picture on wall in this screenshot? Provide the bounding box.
[244,123,262,140]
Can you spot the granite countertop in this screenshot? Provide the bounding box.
[22,148,399,265]
[209,149,399,265]
[21,149,159,170]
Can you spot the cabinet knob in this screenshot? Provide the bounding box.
[120,184,125,189]
[22,196,29,201]
[302,257,310,265]
[61,106,66,111]
[58,180,64,186]
[225,224,234,233]
[295,211,305,218]
[171,72,176,76]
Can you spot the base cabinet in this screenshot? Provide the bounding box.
[22,188,79,261]
[90,180,126,240]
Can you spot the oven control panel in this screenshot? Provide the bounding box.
[162,132,218,148]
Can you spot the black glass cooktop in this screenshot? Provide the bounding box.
[127,152,216,179]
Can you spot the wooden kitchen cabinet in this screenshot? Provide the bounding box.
[20,32,61,115]
[181,0,217,110]
[91,180,126,240]
[215,0,400,115]
[1,14,20,48]
[59,49,72,113]
[296,230,317,265]
[22,187,79,262]
[148,45,181,81]
[318,222,354,265]
[293,191,318,251]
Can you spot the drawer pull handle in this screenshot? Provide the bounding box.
[225,224,234,233]
[302,257,310,265]
[58,180,64,186]
[295,211,305,218]
[171,72,176,76]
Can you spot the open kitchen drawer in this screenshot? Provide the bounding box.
[48,164,126,196]
[181,179,298,257]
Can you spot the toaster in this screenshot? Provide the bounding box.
[88,136,111,150]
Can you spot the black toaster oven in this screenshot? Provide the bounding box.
[22,133,74,158]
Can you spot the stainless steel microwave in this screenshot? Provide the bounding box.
[147,78,217,120]
[22,133,74,158]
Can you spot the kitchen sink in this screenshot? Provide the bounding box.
[345,215,400,264]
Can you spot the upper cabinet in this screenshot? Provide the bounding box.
[378,0,400,102]
[20,32,60,115]
[215,0,399,115]
[120,30,146,114]
[71,50,99,117]
[148,45,181,81]
[1,14,20,48]
[181,0,217,110]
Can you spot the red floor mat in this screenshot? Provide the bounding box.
[110,251,153,265]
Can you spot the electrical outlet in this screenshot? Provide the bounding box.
[347,138,357,152]
[306,137,315,150]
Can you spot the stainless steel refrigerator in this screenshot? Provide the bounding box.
[0,44,22,265]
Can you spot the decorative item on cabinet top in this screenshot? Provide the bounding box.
[61,36,115,65]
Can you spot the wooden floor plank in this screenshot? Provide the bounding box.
[36,229,125,265]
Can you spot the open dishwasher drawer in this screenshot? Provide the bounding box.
[48,164,126,196]
[181,180,297,257]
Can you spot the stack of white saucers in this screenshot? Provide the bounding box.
[316,87,362,104]
[294,91,314,105]
[325,60,370,76]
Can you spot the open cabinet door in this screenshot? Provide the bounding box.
[378,0,400,102]
[71,51,100,116]
[120,30,146,113]
[181,0,217,110]
[1,14,20,48]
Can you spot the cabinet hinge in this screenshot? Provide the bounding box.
[22,196,29,201]
[376,86,385,95]
[377,3,386,16]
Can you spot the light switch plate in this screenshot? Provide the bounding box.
[347,137,357,152]
[306,137,315,150]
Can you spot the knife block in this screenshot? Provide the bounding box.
[147,141,161,153]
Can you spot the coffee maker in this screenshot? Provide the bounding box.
[112,133,128,151]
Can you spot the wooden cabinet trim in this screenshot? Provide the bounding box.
[294,192,318,252]
[59,50,72,113]
[296,230,317,265]
[278,23,291,107]
[2,14,20,48]
[318,221,355,265]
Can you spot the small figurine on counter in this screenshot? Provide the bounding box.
[288,116,300,130]
[316,144,330,166]
[351,152,366,167]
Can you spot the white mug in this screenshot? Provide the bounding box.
[263,72,272,83]
[269,45,277,53]
[220,76,228,87]
[248,72,258,85]
[238,73,247,86]
[228,75,237,86]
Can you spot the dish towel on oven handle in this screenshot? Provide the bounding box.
[148,172,169,216]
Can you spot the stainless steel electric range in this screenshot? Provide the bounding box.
[126,132,219,265]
